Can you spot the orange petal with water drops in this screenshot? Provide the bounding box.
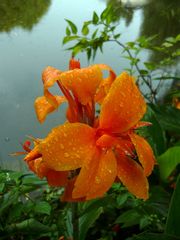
[42,66,62,88]
[72,149,117,199]
[46,170,69,187]
[96,134,135,157]
[39,123,96,171]
[59,65,103,105]
[99,72,146,133]
[95,64,116,104]
[72,150,100,198]
[42,66,64,108]
[61,178,85,202]
[129,133,156,176]
[117,154,149,200]
[34,95,66,123]
[86,150,117,200]
[27,157,49,179]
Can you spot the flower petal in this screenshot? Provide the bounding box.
[72,150,100,198]
[42,66,62,88]
[39,123,96,171]
[69,57,81,70]
[99,72,146,133]
[34,96,66,123]
[73,149,117,200]
[59,65,103,105]
[117,154,149,200]
[61,178,85,202]
[95,64,116,104]
[46,170,69,186]
[86,150,117,200]
[129,133,156,176]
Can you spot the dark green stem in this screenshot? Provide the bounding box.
[72,202,79,240]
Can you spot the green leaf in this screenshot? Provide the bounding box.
[175,34,180,42]
[0,190,19,215]
[151,105,180,133]
[166,175,180,237]
[7,202,24,222]
[114,33,121,39]
[116,193,129,207]
[100,6,112,21]
[139,69,149,75]
[63,36,79,44]
[153,76,180,81]
[139,106,166,156]
[34,201,51,215]
[5,218,51,234]
[92,11,99,24]
[162,42,173,48]
[157,147,180,180]
[92,29,98,39]
[79,207,103,240]
[87,48,92,61]
[82,24,89,36]
[115,209,141,228]
[139,216,150,229]
[66,27,71,36]
[80,195,115,216]
[0,183,5,192]
[65,19,77,34]
[129,232,178,240]
[144,62,156,71]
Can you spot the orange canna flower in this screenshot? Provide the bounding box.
[34,58,116,124]
[23,59,156,201]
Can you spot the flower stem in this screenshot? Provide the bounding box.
[72,202,79,240]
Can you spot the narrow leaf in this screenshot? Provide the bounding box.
[92,11,99,24]
[166,175,180,237]
[65,19,77,34]
[79,207,103,240]
[157,147,180,180]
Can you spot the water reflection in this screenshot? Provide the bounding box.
[0,0,51,32]
[106,0,180,62]
[107,0,134,26]
[140,0,180,62]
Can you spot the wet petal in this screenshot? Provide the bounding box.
[73,150,117,200]
[86,150,117,200]
[61,178,85,202]
[46,170,69,186]
[99,72,146,133]
[39,123,96,171]
[72,151,100,198]
[96,134,134,157]
[129,133,156,176]
[117,154,149,200]
[24,146,41,162]
[34,96,66,123]
[69,57,81,70]
[59,65,103,105]
[27,157,49,179]
[42,66,62,88]
[95,64,116,104]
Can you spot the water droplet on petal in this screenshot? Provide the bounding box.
[64,152,70,158]
[60,144,64,149]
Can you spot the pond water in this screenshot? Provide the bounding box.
[0,0,179,170]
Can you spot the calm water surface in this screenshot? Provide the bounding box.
[0,0,179,170]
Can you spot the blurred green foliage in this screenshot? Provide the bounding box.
[1,169,179,240]
[0,0,51,32]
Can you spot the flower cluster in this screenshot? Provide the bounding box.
[22,57,155,201]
